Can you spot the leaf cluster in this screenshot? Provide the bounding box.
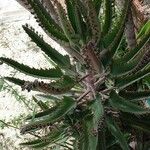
[0,0,150,149]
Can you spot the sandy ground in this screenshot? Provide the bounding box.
[0,0,65,149]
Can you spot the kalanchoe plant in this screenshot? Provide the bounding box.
[0,0,150,149]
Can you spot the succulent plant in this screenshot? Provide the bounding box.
[0,0,150,149]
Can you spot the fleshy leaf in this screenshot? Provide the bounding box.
[109,90,149,114]
[93,0,102,15]
[0,78,4,91]
[115,66,150,89]
[26,0,68,42]
[119,90,150,101]
[0,57,63,78]
[83,0,101,44]
[32,96,49,110]
[4,77,25,86]
[22,25,71,68]
[90,94,104,130]
[20,126,66,148]
[121,113,150,133]
[121,30,150,62]
[82,94,104,150]
[102,0,114,36]
[106,117,130,150]
[101,0,130,66]
[20,96,76,133]
[137,20,150,39]
[26,105,58,120]
[20,76,75,94]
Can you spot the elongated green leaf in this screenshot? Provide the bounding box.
[112,42,149,76]
[20,96,76,133]
[101,0,130,66]
[43,53,76,76]
[82,94,104,150]
[66,0,85,42]
[23,25,71,68]
[23,0,84,63]
[88,130,98,150]
[32,132,66,149]
[17,75,74,95]
[33,0,60,31]
[119,90,150,101]
[106,133,130,149]
[121,113,150,133]
[20,138,48,146]
[89,94,104,150]
[90,94,104,129]
[93,0,102,15]
[27,0,68,42]
[137,20,150,39]
[106,117,130,150]
[5,76,75,96]
[82,114,97,150]
[34,0,62,31]
[115,66,150,89]
[121,30,150,62]
[109,90,149,114]
[32,75,75,95]
[0,78,4,91]
[26,105,58,120]
[55,0,79,48]
[102,20,119,48]
[30,142,50,149]
[108,0,129,50]
[0,57,63,78]
[4,77,25,86]
[65,0,77,33]
[113,38,150,75]
[102,0,114,36]
[83,0,101,44]
[20,126,66,148]
[106,136,117,149]
[73,3,85,42]
[50,75,75,89]
[32,96,49,110]
[75,0,90,38]
[16,0,62,32]
[110,57,139,77]
[97,130,106,150]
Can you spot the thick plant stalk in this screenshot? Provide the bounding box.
[82,41,104,74]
